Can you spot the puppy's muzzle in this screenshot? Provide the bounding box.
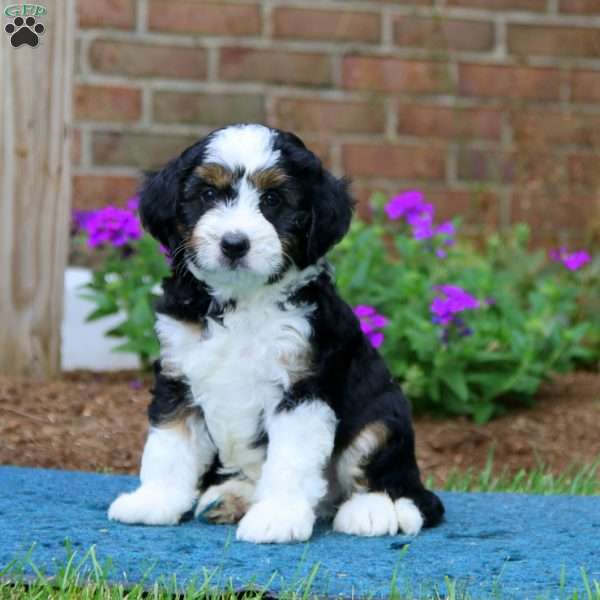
[220,232,250,261]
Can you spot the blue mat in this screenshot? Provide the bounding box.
[1,466,598,598]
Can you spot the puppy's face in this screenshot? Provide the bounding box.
[140,124,353,289]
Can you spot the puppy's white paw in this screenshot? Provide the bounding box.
[333,492,398,537]
[394,498,423,535]
[236,497,315,543]
[108,484,196,525]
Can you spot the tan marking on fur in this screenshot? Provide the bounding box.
[160,408,199,436]
[204,493,251,524]
[249,167,288,191]
[195,163,234,189]
[336,421,390,495]
[279,352,313,384]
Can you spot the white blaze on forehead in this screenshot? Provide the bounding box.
[205,124,279,173]
[191,177,284,290]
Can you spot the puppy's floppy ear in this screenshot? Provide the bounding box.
[306,172,354,263]
[274,129,354,263]
[139,157,183,250]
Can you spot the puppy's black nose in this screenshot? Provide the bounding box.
[220,232,250,260]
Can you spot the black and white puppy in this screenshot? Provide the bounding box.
[108,124,444,543]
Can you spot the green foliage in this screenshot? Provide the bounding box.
[80,234,169,369]
[79,191,599,422]
[330,192,600,422]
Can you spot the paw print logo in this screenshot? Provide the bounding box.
[5,16,45,48]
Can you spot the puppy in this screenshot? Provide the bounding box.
[108,124,444,543]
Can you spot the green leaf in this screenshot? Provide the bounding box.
[439,369,469,402]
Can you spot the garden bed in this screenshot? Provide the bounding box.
[1,370,598,484]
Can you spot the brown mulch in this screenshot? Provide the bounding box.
[0,371,598,485]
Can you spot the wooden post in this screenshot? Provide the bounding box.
[0,1,75,377]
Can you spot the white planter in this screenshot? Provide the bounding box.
[61,267,141,371]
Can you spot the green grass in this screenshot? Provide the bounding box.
[433,455,600,496]
[1,459,598,600]
[1,547,599,600]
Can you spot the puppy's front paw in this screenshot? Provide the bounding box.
[394,498,424,535]
[108,484,196,525]
[236,497,315,543]
[333,492,398,537]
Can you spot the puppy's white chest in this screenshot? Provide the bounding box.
[156,297,314,474]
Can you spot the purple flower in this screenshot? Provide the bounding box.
[72,209,94,233]
[159,244,172,265]
[128,378,144,390]
[550,247,592,271]
[435,221,455,237]
[354,305,389,349]
[368,332,385,348]
[384,190,425,221]
[430,284,480,327]
[407,206,435,240]
[385,191,456,251]
[126,195,140,212]
[83,205,142,248]
[564,252,591,270]
[354,304,376,318]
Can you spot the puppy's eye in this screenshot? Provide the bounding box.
[262,190,282,208]
[201,187,217,202]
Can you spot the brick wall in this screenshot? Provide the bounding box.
[74,0,600,245]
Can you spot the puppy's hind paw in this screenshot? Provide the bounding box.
[196,479,253,524]
[108,484,196,526]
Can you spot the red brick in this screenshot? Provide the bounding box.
[72,175,139,210]
[148,1,260,35]
[362,0,432,4]
[92,132,198,169]
[427,188,500,226]
[89,40,207,79]
[512,191,599,231]
[457,148,515,182]
[273,8,380,43]
[219,48,332,87]
[512,111,600,147]
[77,0,135,29]
[571,70,600,103]
[343,56,450,93]
[393,16,494,52]
[515,153,567,191]
[342,143,446,179]
[508,24,600,58]
[72,129,82,166]
[397,104,502,140]
[75,85,141,122]
[568,153,600,187]
[459,63,562,100]
[447,0,546,9]
[153,92,264,125]
[560,0,600,14]
[272,98,386,135]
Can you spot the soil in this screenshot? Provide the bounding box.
[0,371,598,485]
